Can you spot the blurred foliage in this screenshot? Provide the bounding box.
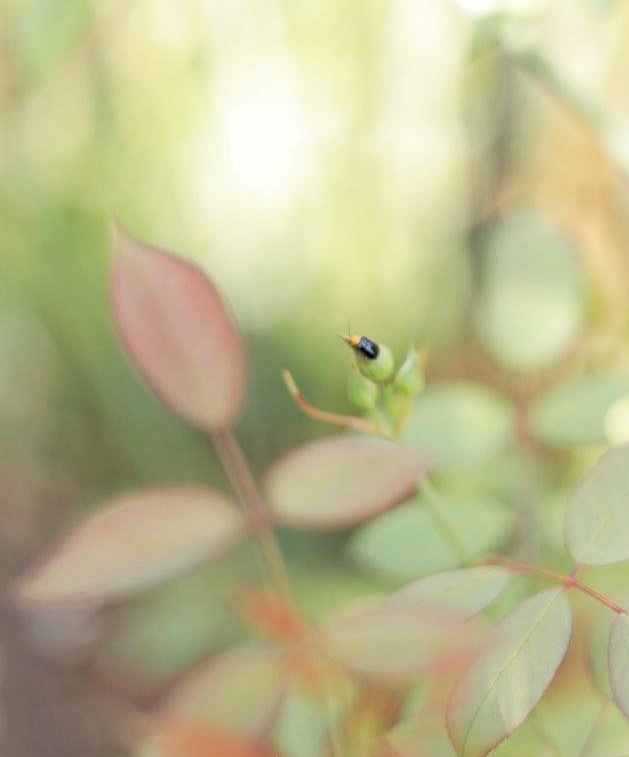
[4,0,629,755]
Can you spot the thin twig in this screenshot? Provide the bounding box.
[483,554,627,615]
[529,712,563,756]
[483,554,569,585]
[211,428,293,603]
[578,699,610,757]
[574,581,626,616]
[320,684,344,757]
[422,478,470,564]
[283,371,383,435]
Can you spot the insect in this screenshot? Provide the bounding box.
[343,334,380,360]
[340,326,393,383]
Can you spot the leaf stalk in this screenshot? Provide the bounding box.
[483,554,626,615]
[211,428,293,603]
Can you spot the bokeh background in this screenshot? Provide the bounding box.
[3,0,629,755]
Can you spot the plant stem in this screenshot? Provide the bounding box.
[381,384,398,436]
[211,428,293,603]
[422,478,470,564]
[483,554,626,615]
[578,699,610,757]
[483,554,569,584]
[283,370,383,435]
[529,713,563,756]
[573,581,626,616]
[319,684,344,757]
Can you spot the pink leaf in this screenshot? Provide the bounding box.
[322,595,481,680]
[111,227,247,429]
[142,719,277,757]
[160,645,284,737]
[15,487,245,605]
[264,435,428,530]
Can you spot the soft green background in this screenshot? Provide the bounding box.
[3,1,629,755]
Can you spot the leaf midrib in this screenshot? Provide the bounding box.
[575,477,629,562]
[459,589,563,756]
[393,571,505,612]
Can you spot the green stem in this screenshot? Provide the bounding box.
[578,699,610,757]
[529,713,563,757]
[422,478,470,565]
[320,686,344,757]
[381,384,398,436]
[211,428,293,603]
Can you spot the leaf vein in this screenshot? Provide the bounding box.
[578,478,629,561]
[459,589,562,756]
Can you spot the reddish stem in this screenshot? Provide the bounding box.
[282,370,382,435]
[483,554,626,615]
[211,428,293,603]
[574,581,626,615]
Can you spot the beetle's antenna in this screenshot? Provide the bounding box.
[338,317,353,344]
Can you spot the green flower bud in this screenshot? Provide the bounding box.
[393,349,425,396]
[356,342,394,383]
[340,333,394,384]
[347,367,378,410]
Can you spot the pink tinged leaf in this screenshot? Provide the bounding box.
[447,588,572,757]
[264,435,428,531]
[564,444,629,565]
[111,228,247,429]
[322,596,481,680]
[387,566,511,618]
[609,613,629,719]
[15,487,245,605]
[160,645,284,737]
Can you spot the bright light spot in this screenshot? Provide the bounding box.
[202,55,315,212]
[221,87,302,201]
[606,396,629,446]
[605,122,629,176]
[188,54,323,330]
[453,0,547,15]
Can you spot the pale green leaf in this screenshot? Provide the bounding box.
[565,445,629,565]
[273,684,353,757]
[96,565,238,696]
[348,495,513,580]
[265,435,427,530]
[388,566,510,617]
[475,210,583,372]
[586,611,613,698]
[447,588,572,757]
[274,691,327,757]
[609,613,629,719]
[403,384,514,469]
[530,374,629,449]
